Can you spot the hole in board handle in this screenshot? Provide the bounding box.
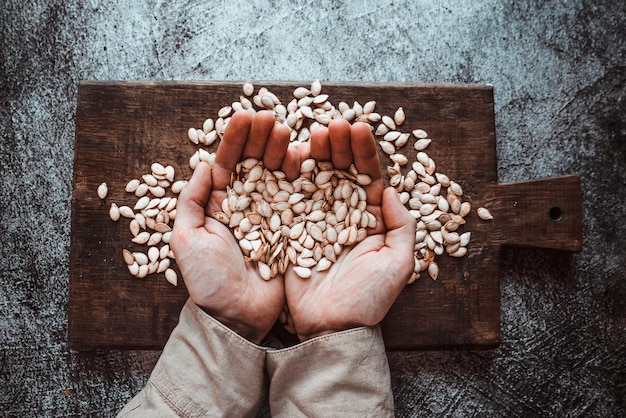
[549,206,564,221]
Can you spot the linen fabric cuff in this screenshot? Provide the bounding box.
[117,298,267,418]
[266,325,394,417]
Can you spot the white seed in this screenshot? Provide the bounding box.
[127,262,139,276]
[316,257,332,272]
[136,264,149,279]
[119,206,134,218]
[417,152,430,166]
[342,108,356,121]
[375,124,389,136]
[477,207,493,220]
[159,245,170,260]
[294,266,312,279]
[135,183,149,197]
[449,181,463,196]
[292,87,310,99]
[379,141,395,155]
[203,118,214,133]
[154,222,172,233]
[382,115,396,130]
[390,154,409,166]
[427,261,439,281]
[460,232,472,247]
[243,81,254,97]
[258,262,271,280]
[456,202,469,218]
[171,180,188,194]
[148,186,166,197]
[129,219,140,237]
[394,107,405,126]
[122,249,134,265]
[134,196,150,211]
[165,165,175,182]
[147,232,162,246]
[109,203,120,221]
[395,133,410,148]
[414,138,431,151]
[363,100,376,114]
[97,182,108,199]
[310,80,322,96]
[142,174,158,187]
[367,112,382,123]
[133,251,149,266]
[296,256,317,268]
[384,131,401,142]
[132,232,150,244]
[435,173,450,187]
[148,246,159,263]
[125,179,140,193]
[188,127,199,144]
[356,173,372,186]
[449,247,468,257]
[151,163,166,177]
[218,106,232,118]
[157,258,170,273]
[412,129,428,139]
[165,268,178,286]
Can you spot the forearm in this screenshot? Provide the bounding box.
[266,325,394,417]
[118,298,267,418]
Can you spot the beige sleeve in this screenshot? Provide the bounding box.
[266,326,395,417]
[117,298,267,418]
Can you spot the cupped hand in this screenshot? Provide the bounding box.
[170,110,298,344]
[285,119,417,341]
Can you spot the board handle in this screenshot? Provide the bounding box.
[486,175,583,252]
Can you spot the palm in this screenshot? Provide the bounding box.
[285,235,386,332]
[178,212,285,339]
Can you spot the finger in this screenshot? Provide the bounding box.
[381,187,416,254]
[351,122,383,206]
[310,126,331,161]
[242,110,276,160]
[174,162,213,230]
[296,141,311,163]
[328,118,352,169]
[351,122,381,181]
[263,122,290,171]
[281,144,301,181]
[213,111,252,189]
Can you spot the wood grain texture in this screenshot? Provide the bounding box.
[68,81,582,350]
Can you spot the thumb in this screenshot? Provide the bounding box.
[381,187,416,256]
[174,162,213,230]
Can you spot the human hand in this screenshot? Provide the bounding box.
[284,119,417,341]
[170,110,299,344]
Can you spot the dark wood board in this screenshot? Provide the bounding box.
[68,81,582,350]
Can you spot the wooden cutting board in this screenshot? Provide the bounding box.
[68,81,582,351]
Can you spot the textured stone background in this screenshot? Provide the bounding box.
[1,0,625,416]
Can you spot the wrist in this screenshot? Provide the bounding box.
[197,305,267,344]
[297,328,342,342]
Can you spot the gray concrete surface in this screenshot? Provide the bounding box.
[1,0,625,416]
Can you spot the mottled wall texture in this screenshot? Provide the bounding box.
[1,1,625,416]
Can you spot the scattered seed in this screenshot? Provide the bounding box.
[243,81,254,97]
[394,107,405,126]
[97,183,108,199]
[109,203,120,221]
[477,207,493,220]
[165,268,178,286]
